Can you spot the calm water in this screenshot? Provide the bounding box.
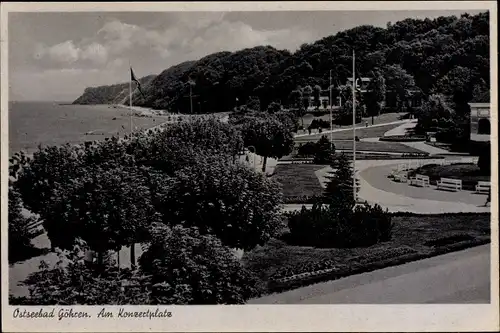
[8,101,166,155]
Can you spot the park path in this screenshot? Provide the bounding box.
[284,157,489,214]
[399,141,455,155]
[294,119,412,138]
[382,119,418,136]
[355,159,487,213]
[360,120,459,156]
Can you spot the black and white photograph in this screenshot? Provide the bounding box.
[1,1,498,331]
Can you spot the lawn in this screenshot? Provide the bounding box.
[326,140,424,154]
[295,123,403,142]
[271,164,325,202]
[409,163,490,191]
[243,213,491,293]
[301,112,404,129]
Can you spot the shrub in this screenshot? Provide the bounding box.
[308,119,330,130]
[287,202,393,248]
[350,203,394,246]
[297,142,317,157]
[10,241,151,305]
[313,136,335,164]
[139,224,262,304]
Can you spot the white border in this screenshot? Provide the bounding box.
[1,2,498,332]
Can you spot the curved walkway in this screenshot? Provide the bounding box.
[355,159,490,213]
[383,119,418,137]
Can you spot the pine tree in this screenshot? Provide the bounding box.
[323,152,356,208]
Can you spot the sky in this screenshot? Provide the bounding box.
[9,10,484,102]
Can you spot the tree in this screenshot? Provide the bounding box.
[366,71,386,124]
[159,157,283,250]
[245,96,261,112]
[415,94,453,134]
[129,117,244,173]
[313,135,335,164]
[8,183,39,264]
[139,224,262,304]
[289,89,305,127]
[384,64,416,113]
[313,85,322,108]
[335,100,362,125]
[266,101,282,114]
[41,164,159,268]
[302,85,313,110]
[241,116,295,173]
[273,110,299,133]
[323,152,356,208]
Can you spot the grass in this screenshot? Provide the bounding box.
[409,163,490,191]
[326,141,424,154]
[272,164,325,199]
[243,213,490,294]
[301,112,404,129]
[295,123,403,142]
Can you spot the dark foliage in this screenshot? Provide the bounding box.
[287,202,393,248]
[313,135,335,164]
[73,13,489,118]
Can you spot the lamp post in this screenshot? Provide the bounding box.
[329,69,333,150]
[352,50,357,203]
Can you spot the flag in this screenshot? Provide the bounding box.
[130,67,146,98]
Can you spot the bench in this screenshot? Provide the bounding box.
[393,173,408,183]
[437,178,462,191]
[409,174,430,187]
[475,181,491,194]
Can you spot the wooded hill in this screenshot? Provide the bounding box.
[73,12,489,113]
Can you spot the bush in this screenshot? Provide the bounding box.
[10,241,151,305]
[308,119,330,130]
[350,203,394,246]
[287,202,393,248]
[297,142,317,157]
[139,224,262,304]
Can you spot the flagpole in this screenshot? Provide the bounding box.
[329,69,333,149]
[352,50,356,203]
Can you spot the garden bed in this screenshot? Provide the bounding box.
[408,163,490,191]
[243,213,490,294]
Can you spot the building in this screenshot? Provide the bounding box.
[347,77,423,108]
[305,77,423,112]
[469,92,490,143]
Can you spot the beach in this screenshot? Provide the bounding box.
[8,101,169,155]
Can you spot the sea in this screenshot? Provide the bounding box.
[8,101,167,156]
